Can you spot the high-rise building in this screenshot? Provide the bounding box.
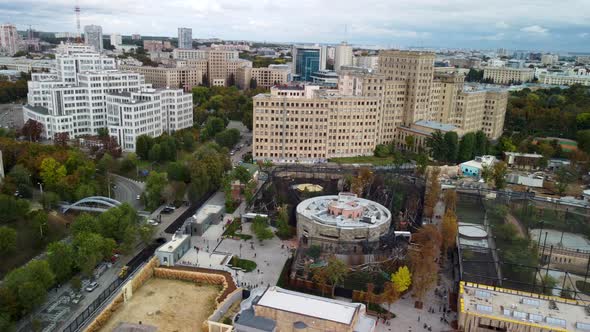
[252,51,509,163]
[178,27,192,49]
[110,33,122,48]
[84,25,103,52]
[292,45,327,81]
[541,54,559,66]
[23,44,193,151]
[334,42,353,72]
[0,24,19,56]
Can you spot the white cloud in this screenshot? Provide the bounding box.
[495,21,510,29]
[481,33,505,41]
[520,25,549,34]
[579,32,589,38]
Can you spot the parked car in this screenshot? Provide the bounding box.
[136,194,141,200]
[161,207,174,214]
[146,219,159,226]
[85,281,99,292]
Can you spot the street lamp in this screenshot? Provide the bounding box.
[37,182,43,195]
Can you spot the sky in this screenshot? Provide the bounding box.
[1,0,590,52]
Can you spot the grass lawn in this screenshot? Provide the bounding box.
[230,257,257,272]
[0,212,72,278]
[329,156,395,166]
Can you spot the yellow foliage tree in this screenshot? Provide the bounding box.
[441,209,459,255]
[443,190,457,212]
[391,266,412,293]
[382,281,400,312]
[423,168,441,218]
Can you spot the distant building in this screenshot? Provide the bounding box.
[0,24,19,56]
[459,281,590,332]
[292,45,327,81]
[110,33,122,48]
[84,25,103,52]
[155,234,191,266]
[334,41,353,72]
[504,152,543,170]
[186,204,224,236]
[163,40,173,49]
[119,64,202,91]
[576,56,590,65]
[353,55,379,71]
[483,67,534,84]
[538,72,590,86]
[177,27,192,49]
[131,34,141,40]
[235,286,376,332]
[143,40,163,52]
[173,48,251,87]
[310,70,339,87]
[448,57,482,69]
[541,54,559,66]
[460,155,496,177]
[506,59,525,69]
[236,66,290,90]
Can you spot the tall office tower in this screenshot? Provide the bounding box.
[334,41,353,72]
[378,50,436,125]
[110,33,122,47]
[23,44,193,151]
[291,45,327,81]
[0,24,19,56]
[178,27,192,49]
[84,25,103,52]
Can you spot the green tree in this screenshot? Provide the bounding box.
[577,113,590,130]
[39,157,67,189]
[182,131,196,151]
[0,313,13,332]
[275,204,292,239]
[7,164,32,197]
[391,266,412,293]
[426,130,446,161]
[458,132,476,162]
[443,132,459,163]
[374,144,390,157]
[555,167,577,196]
[0,226,17,255]
[492,161,508,189]
[74,232,110,276]
[578,130,590,154]
[167,162,190,182]
[252,216,273,243]
[201,116,225,140]
[318,256,348,297]
[46,242,75,282]
[497,137,516,154]
[41,191,60,210]
[148,143,162,162]
[474,131,488,156]
[192,86,210,105]
[70,276,82,292]
[135,135,154,160]
[30,210,48,240]
[18,282,46,312]
[307,245,321,260]
[232,165,251,184]
[145,171,167,210]
[0,195,30,224]
[215,128,241,149]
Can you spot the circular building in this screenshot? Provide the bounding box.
[296,192,392,254]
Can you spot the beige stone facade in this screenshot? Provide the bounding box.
[236,66,289,90]
[119,65,202,91]
[172,49,251,87]
[483,67,535,84]
[252,51,509,163]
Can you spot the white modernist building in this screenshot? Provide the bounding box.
[110,33,122,48]
[23,43,193,151]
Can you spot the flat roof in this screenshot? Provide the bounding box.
[460,281,590,332]
[156,234,189,253]
[256,286,359,325]
[192,204,223,223]
[414,119,457,132]
[24,105,49,115]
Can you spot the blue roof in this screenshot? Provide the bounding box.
[414,120,456,132]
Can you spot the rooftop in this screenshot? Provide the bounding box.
[460,281,590,332]
[24,105,49,115]
[191,204,223,224]
[256,286,359,325]
[414,119,457,132]
[156,234,190,253]
[297,193,391,228]
[504,152,544,159]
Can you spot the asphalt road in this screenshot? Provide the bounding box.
[0,103,24,129]
[111,174,145,210]
[227,120,252,164]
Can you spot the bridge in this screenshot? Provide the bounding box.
[60,196,151,216]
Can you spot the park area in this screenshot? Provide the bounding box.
[98,278,220,332]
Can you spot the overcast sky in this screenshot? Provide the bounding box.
[2,0,590,52]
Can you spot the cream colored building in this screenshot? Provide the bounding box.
[172,48,251,87]
[459,281,589,332]
[119,65,202,91]
[236,66,289,90]
[252,51,508,163]
[538,72,590,86]
[541,54,559,66]
[483,67,534,84]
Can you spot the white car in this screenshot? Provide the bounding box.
[85,281,99,292]
[146,219,159,226]
[136,194,141,200]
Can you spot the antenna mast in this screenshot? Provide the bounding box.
[75,0,81,43]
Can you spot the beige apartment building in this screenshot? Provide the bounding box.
[236,66,290,90]
[119,65,202,91]
[172,48,250,87]
[483,67,535,84]
[252,51,509,163]
[538,72,590,86]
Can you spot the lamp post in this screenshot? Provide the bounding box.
[38,182,43,195]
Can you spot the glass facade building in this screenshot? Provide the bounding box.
[295,49,321,82]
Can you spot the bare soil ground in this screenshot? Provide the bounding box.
[99,278,220,332]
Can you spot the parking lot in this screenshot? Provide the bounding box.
[0,103,24,129]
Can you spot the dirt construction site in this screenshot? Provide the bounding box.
[98,278,220,332]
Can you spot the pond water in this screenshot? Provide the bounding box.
[530,228,590,251]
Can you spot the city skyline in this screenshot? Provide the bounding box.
[0,0,589,52]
